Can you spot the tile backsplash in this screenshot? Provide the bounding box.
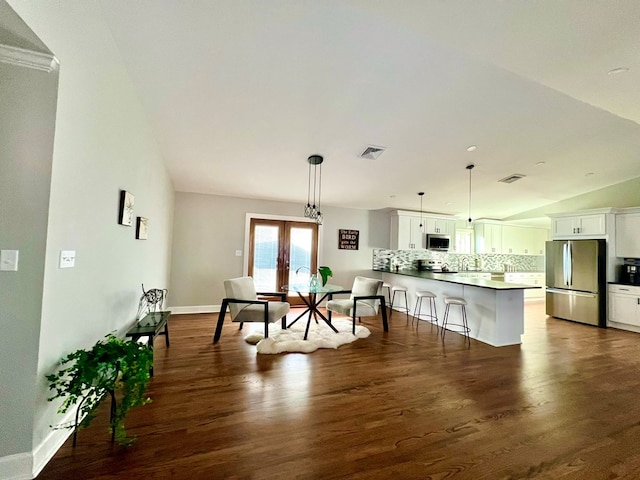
[373,249,544,272]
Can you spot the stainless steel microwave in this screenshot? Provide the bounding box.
[425,234,450,251]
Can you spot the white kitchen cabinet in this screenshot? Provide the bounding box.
[476,222,548,255]
[502,225,528,254]
[608,284,640,329]
[615,212,640,258]
[533,228,548,255]
[551,214,606,238]
[390,211,456,250]
[424,217,455,235]
[505,272,545,299]
[474,222,502,254]
[503,226,548,255]
[391,213,423,249]
[458,272,491,280]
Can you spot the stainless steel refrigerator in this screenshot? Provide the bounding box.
[545,239,606,327]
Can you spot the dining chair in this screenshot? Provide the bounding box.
[326,276,388,334]
[213,276,290,343]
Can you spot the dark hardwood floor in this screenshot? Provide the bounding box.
[38,303,640,479]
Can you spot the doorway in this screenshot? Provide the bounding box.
[248,218,319,305]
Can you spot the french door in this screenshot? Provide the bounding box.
[248,219,318,305]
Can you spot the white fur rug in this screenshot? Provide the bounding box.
[244,318,370,354]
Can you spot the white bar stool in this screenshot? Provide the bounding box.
[390,286,409,320]
[413,290,438,329]
[382,283,392,306]
[442,296,470,344]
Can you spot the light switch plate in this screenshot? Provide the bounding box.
[0,249,19,271]
[59,250,76,268]
[235,250,242,257]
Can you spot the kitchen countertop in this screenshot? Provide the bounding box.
[374,268,541,290]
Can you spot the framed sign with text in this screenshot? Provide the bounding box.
[338,229,359,250]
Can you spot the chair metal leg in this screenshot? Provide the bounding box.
[432,299,438,327]
[264,303,269,339]
[462,305,470,344]
[380,297,389,331]
[412,296,422,324]
[390,290,396,318]
[414,296,438,330]
[442,304,470,344]
[442,304,450,340]
[390,290,409,319]
[402,291,409,321]
[213,300,229,343]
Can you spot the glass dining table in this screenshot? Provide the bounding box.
[282,283,347,340]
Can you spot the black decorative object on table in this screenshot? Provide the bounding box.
[136,284,168,320]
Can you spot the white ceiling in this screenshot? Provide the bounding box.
[96,1,640,219]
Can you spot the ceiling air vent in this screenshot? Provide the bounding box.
[360,145,386,160]
[498,173,526,184]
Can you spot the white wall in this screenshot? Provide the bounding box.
[2,2,175,477]
[0,55,58,459]
[170,192,389,307]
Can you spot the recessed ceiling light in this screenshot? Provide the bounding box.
[608,67,629,75]
[536,161,546,166]
[466,145,477,152]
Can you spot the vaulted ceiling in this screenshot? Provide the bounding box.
[13,1,640,220]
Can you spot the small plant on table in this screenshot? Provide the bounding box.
[318,266,333,286]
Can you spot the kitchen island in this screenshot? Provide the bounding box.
[376,268,540,347]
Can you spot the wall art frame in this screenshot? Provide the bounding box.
[338,229,359,250]
[119,190,135,226]
[136,217,148,240]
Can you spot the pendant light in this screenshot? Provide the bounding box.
[418,192,425,228]
[304,154,324,225]
[466,164,475,224]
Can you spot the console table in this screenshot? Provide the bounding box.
[126,310,171,376]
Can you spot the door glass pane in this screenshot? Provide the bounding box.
[289,227,313,289]
[252,225,279,291]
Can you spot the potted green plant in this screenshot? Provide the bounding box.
[46,333,154,446]
[318,266,333,286]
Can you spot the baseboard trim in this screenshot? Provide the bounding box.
[167,305,221,315]
[0,452,32,480]
[32,421,74,478]
[0,410,74,480]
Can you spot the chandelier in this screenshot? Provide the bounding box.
[304,154,324,225]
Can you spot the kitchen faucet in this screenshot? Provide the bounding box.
[461,257,470,271]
